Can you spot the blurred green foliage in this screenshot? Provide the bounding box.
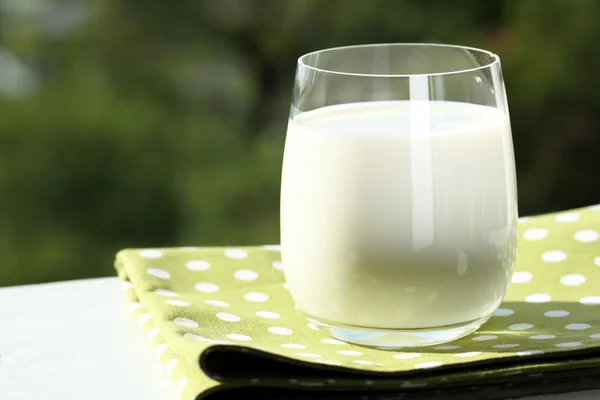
[0,0,598,286]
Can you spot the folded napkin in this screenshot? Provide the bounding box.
[115,205,600,400]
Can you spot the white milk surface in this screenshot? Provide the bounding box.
[281,101,517,329]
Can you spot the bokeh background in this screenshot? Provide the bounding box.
[1,0,599,286]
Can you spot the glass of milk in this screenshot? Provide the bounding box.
[281,44,517,348]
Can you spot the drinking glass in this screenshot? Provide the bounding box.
[280,43,517,348]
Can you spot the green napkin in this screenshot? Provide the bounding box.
[115,205,600,400]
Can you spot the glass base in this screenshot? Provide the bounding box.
[307,314,492,349]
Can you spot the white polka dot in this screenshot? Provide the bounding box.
[556,213,580,223]
[195,282,220,293]
[272,261,284,271]
[518,217,530,223]
[523,228,548,240]
[296,353,321,358]
[394,353,420,359]
[205,300,229,307]
[177,377,188,394]
[184,333,211,342]
[256,311,280,319]
[263,244,281,251]
[283,283,290,290]
[155,343,170,358]
[307,323,319,331]
[415,361,443,369]
[433,345,459,350]
[492,344,519,349]
[186,260,210,271]
[511,272,532,284]
[281,343,306,349]
[530,335,556,340]
[174,318,198,328]
[138,313,152,326]
[494,308,515,317]
[526,293,551,303]
[226,333,252,341]
[472,335,497,341]
[555,342,582,348]
[245,292,269,302]
[234,269,258,281]
[566,323,591,330]
[322,338,346,345]
[216,312,241,322]
[121,281,134,291]
[165,300,190,307]
[140,249,162,259]
[224,249,248,259]
[590,334,600,339]
[268,327,293,335]
[580,296,600,305]
[337,350,363,356]
[166,359,179,378]
[561,274,586,286]
[147,328,160,341]
[147,268,171,279]
[316,360,341,366]
[129,302,143,311]
[544,310,570,318]
[575,230,599,243]
[155,289,179,297]
[403,382,428,388]
[517,350,545,356]
[509,323,534,331]
[455,352,481,357]
[542,251,567,263]
[353,360,379,365]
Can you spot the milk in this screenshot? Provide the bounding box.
[281,101,517,330]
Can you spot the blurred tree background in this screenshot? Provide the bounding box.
[0,0,598,286]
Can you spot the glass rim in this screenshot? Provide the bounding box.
[297,43,500,78]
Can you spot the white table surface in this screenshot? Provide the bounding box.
[1,278,598,400]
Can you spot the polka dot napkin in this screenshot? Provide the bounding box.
[115,205,600,400]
